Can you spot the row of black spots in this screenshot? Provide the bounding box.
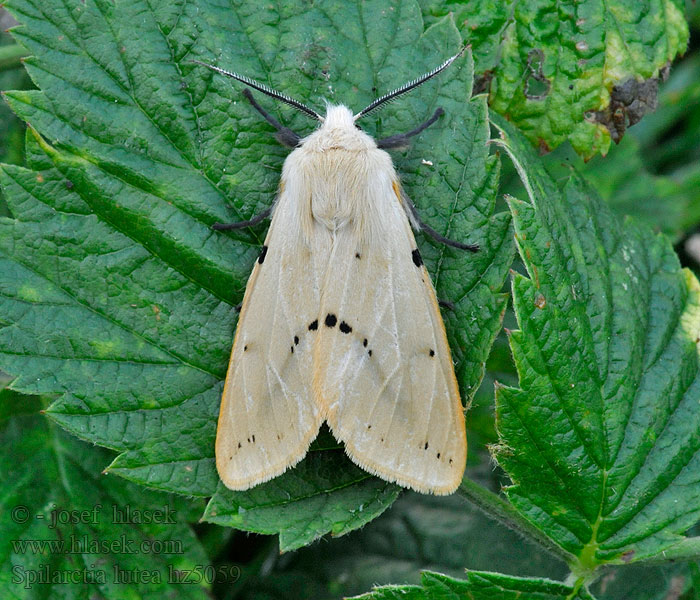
[297,318,319,353]
[308,313,374,358]
[324,313,354,335]
[294,317,431,359]
[421,441,452,463]
[240,434,255,445]
[231,433,258,458]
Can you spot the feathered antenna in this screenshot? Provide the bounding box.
[192,60,322,121]
[354,46,467,121]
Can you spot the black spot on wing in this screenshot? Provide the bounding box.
[325,313,337,328]
[363,338,368,347]
[339,321,352,334]
[411,248,423,267]
[258,245,268,264]
[429,349,435,357]
[308,319,319,331]
[294,335,299,345]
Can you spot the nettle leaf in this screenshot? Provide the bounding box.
[0,0,512,549]
[539,136,700,242]
[0,391,210,599]
[491,114,700,569]
[355,571,596,600]
[247,490,567,599]
[420,0,690,159]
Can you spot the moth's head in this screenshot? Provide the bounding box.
[321,104,355,130]
[301,104,374,151]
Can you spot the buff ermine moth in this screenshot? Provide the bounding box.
[195,47,477,495]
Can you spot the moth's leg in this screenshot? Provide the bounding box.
[403,192,479,252]
[243,89,301,148]
[212,206,272,231]
[376,108,444,150]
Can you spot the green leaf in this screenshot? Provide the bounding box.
[420,0,690,159]
[589,562,700,600]
[536,135,700,242]
[203,432,401,552]
[245,490,567,598]
[0,0,513,547]
[0,32,30,216]
[491,114,700,570]
[0,391,211,599]
[354,570,596,600]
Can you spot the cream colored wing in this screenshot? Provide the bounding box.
[314,182,467,495]
[216,192,329,490]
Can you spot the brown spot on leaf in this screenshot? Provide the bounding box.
[534,293,546,309]
[587,68,669,144]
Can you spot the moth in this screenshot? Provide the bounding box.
[195,48,478,495]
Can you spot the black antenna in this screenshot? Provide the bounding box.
[354,46,467,120]
[191,60,322,121]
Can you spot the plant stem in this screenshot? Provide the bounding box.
[457,477,574,564]
[0,44,27,72]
